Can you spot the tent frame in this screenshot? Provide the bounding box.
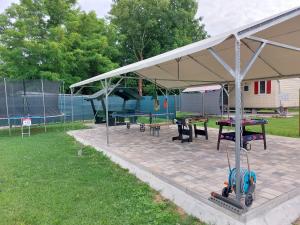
[70,32,300,202]
[70,7,300,204]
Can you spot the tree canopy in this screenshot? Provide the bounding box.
[0,0,120,88]
[0,0,207,94]
[109,0,207,95]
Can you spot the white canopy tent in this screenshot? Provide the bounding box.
[70,6,300,203]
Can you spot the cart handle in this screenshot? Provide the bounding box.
[241,148,251,178]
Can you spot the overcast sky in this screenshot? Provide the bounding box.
[0,0,299,35]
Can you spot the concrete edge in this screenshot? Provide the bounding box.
[246,194,300,225]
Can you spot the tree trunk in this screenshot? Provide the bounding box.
[138,78,143,96]
[138,53,144,96]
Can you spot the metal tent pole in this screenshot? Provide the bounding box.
[41,79,47,132]
[81,95,84,122]
[179,89,181,111]
[202,92,205,116]
[227,83,230,119]
[221,84,224,118]
[234,39,242,202]
[174,94,177,118]
[71,88,74,123]
[4,78,11,136]
[166,89,169,121]
[105,78,109,145]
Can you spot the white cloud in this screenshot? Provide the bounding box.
[77,0,112,19]
[0,0,19,13]
[1,0,299,36]
[197,0,300,35]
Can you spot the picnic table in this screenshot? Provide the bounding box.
[216,118,268,150]
[172,117,208,143]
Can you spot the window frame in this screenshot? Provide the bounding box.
[259,80,266,95]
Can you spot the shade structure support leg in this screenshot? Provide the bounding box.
[202,92,205,116]
[105,78,109,145]
[221,84,224,118]
[226,83,230,118]
[166,89,169,121]
[4,78,11,136]
[234,38,242,202]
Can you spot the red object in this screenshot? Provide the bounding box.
[267,80,272,94]
[163,98,168,109]
[254,81,258,94]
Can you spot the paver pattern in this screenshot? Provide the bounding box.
[70,124,300,210]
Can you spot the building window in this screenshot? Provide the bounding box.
[254,80,272,95]
[259,81,266,94]
[244,85,249,92]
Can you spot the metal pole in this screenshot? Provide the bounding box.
[166,89,169,121]
[41,79,47,132]
[278,80,282,113]
[221,84,224,118]
[63,81,66,130]
[105,78,109,145]
[227,83,230,119]
[4,78,11,136]
[234,38,242,202]
[81,95,84,122]
[241,84,244,118]
[179,89,181,111]
[71,88,74,123]
[174,93,177,118]
[202,92,205,116]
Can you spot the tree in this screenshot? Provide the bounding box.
[109,0,207,95]
[0,0,120,91]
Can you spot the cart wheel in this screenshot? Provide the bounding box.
[245,194,253,207]
[222,187,230,197]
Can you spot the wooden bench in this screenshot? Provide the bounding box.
[144,122,172,137]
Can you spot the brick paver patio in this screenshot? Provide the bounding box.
[69,124,300,211]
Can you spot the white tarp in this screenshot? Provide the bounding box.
[71,6,300,89]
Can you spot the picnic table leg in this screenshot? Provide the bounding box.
[194,124,197,138]
[217,125,223,150]
[204,122,208,140]
[156,126,160,137]
[262,124,267,150]
[188,124,193,142]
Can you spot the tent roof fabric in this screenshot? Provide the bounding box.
[85,85,118,100]
[71,6,300,89]
[85,85,141,101]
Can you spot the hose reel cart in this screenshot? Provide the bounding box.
[210,148,256,213]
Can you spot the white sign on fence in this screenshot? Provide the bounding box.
[22,118,32,127]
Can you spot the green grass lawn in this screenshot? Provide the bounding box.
[176,112,300,138]
[0,123,203,225]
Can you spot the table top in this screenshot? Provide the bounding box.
[112,112,173,118]
[216,118,268,126]
[175,116,208,125]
